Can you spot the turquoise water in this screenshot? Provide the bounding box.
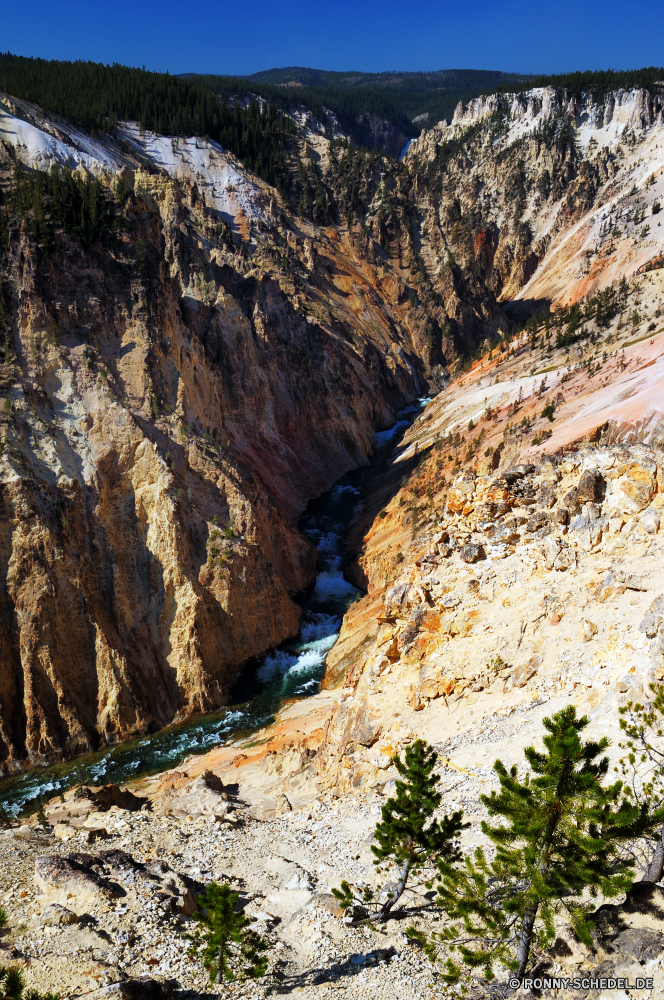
[0,402,424,817]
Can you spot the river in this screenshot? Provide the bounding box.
[0,400,426,818]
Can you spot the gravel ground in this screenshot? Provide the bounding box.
[0,790,476,999]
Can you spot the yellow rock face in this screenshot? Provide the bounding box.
[0,151,444,771]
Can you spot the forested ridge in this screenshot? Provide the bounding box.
[3,53,664,302]
[0,53,296,195]
[501,65,664,102]
[242,67,530,128]
[0,162,118,254]
[192,72,416,138]
[2,54,663,195]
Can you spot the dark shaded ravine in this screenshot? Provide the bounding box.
[0,401,427,818]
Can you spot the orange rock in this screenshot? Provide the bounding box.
[446,487,468,513]
[421,611,444,632]
[616,461,656,512]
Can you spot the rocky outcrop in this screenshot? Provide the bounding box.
[84,979,175,1000]
[34,852,125,912]
[151,769,238,821]
[313,441,664,794]
[74,785,148,813]
[34,848,198,917]
[525,882,664,997]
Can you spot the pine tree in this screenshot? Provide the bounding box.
[617,678,664,880]
[333,739,467,923]
[188,882,268,985]
[435,706,663,985]
[0,964,60,999]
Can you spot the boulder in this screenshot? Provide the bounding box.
[34,853,124,913]
[502,465,535,484]
[576,469,606,503]
[525,511,550,533]
[141,858,199,916]
[459,542,485,563]
[152,770,234,820]
[446,471,476,513]
[53,822,77,842]
[408,664,457,708]
[580,620,598,642]
[554,506,569,525]
[610,458,657,514]
[343,705,382,748]
[82,977,174,999]
[600,925,664,963]
[74,785,148,813]
[593,880,664,936]
[506,657,540,689]
[540,881,664,995]
[89,849,199,916]
[38,903,79,926]
[596,572,626,602]
[641,507,661,534]
[275,793,293,816]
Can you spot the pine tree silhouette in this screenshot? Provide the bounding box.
[0,964,60,999]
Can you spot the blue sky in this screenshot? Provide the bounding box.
[4,0,663,76]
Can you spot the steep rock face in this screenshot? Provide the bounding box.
[4,80,664,772]
[0,104,454,771]
[304,271,664,792]
[407,86,664,308]
[352,113,410,159]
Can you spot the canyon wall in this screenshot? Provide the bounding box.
[406,85,664,310]
[3,79,664,770]
[0,99,458,770]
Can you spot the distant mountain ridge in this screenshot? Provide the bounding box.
[188,67,533,143]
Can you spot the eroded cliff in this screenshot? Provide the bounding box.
[0,98,457,770]
[3,77,664,773]
[407,85,664,308]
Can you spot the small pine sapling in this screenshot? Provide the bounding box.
[188,882,268,985]
[435,706,662,985]
[0,967,25,1000]
[618,679,664,880]
[0,964,60,999]
[333,739,467,923]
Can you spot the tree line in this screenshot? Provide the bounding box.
[496,65,664,104]
[0,162,116,252]
[0,54,296,196]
